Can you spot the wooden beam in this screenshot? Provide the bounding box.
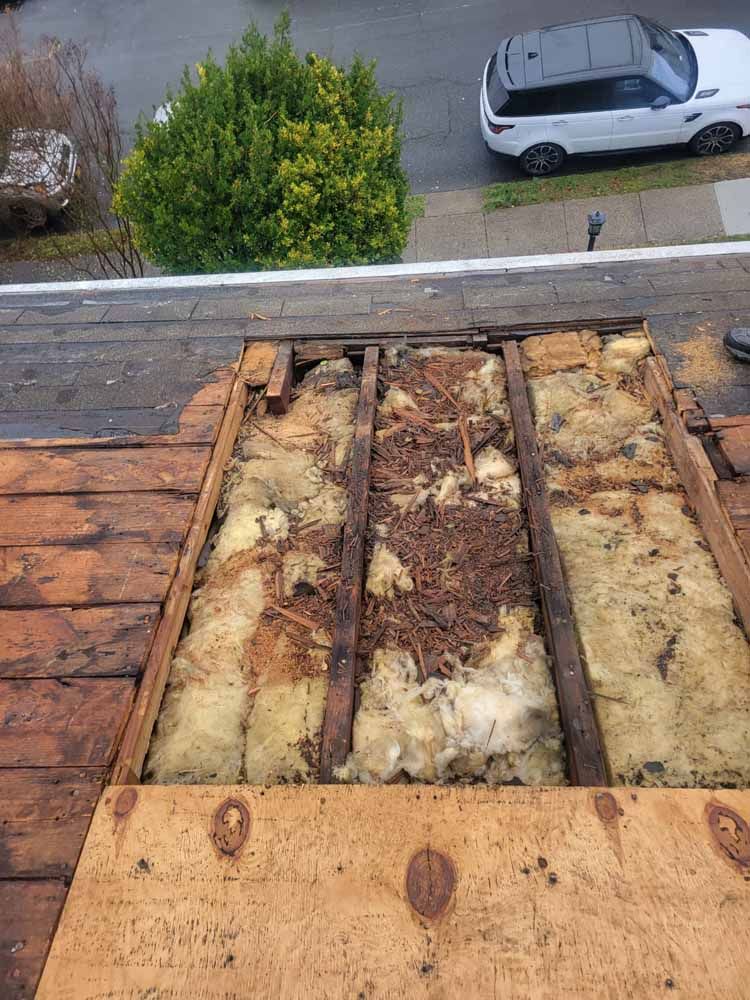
[502,340,607,787]
[111,372,249,784]
[1,880,67,1000]
[643,356,750,636]
[319,346,379,783]
[266,342,294,415]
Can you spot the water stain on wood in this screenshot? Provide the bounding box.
[707,802,750,871]
[406,847,456,923]
[211,798,251,859]
[594,791,619,823]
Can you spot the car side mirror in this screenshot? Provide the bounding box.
[651,95,670,110]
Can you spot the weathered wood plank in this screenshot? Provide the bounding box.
[294,342,345,367]
[240,341,279,387]
[0,605,158,678]
[266,342,294,415]
[0,404,225,449]
[0,767,105,878]
[0,543,178,606]
[0,493,195,546]
[112,374,248,784]
[319,347,379,783]
[1,880,67,999]
[502,340,607,787]
[717,428,750,478]
[717,479,750,529]
[0,678,135,766]
[0,446,211,495]
[643,356,750,637]
[37,785,750,1000]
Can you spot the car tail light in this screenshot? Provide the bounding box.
[487,118,515,135]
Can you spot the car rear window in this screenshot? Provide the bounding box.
[486,53,509,114]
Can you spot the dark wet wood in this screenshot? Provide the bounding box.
[0,446,211,495]
[0,543,178,606]
[717,427,750,478]
[0,404,225,449]
[0,605,158,678]
[319,346,379,783]
[717,479,750,529]
[0,767,105,878]
[266,342,294,415]
[502,340,608,787]
[0,679,135,766]
[0,880,67,999]
[0,493,195,546]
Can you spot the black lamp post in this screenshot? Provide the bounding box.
[587,210,607,252]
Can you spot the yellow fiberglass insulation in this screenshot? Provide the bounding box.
[339,608,564,785]
[523,330,750,787]
[145,359,358,785]
[342,347,564,786]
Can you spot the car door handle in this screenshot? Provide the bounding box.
[616,115,635,121]
[551,120,568,125]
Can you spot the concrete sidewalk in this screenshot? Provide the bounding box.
[405,177,750,262]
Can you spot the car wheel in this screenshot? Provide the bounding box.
[689,123,741,157]
[519,143,566,176]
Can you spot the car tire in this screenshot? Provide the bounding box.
[519,143,566,177]
[689,122,741,157]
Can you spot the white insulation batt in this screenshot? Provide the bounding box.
[525,329,750,787]
[145,359,358,784]
[342,348,565,786]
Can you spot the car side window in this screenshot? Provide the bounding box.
[556,81,615,114]
[503,88,560,117]
[612,77,672,110]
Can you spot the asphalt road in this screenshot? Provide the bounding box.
[15,0,750,193]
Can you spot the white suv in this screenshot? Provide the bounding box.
[481,15,750,176]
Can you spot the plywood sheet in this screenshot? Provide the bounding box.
[0,492,195,546]
[0,446,211,494]
[0,605,158,678]
[0,678,135,766]
[0,880,67,999]
[717,479,750,530]
[0,767,105,878]
[38,785,750,999]
[0,543,178,606]
[717,427,750,476]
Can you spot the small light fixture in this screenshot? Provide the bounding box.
[587,210,607,252]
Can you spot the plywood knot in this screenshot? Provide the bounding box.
[707,802,750,871]
[113,787,138,820]
[211,797,251,858]
[406,848,456,923]
[594,791,619,823]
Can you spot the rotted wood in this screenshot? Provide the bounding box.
[266,342,294,415]
[0,445,211,495]
[0,678,135,766]
[319,346,379,783]
[716,426,750,477]
[240,341,279,387]
[0,543,179,606]
[0,767,105,878]
[0,880,67,999]
[112,373,250,784]
[717,479,750,530]
[0,492,195,546]
[643,356,750,637]
[0,605,157,678]
[502,340,607,787]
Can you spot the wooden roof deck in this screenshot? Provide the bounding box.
[1,251,750,996]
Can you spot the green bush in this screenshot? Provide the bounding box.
[114,15,410,272]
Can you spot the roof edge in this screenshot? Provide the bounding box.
[1,241,749,298]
